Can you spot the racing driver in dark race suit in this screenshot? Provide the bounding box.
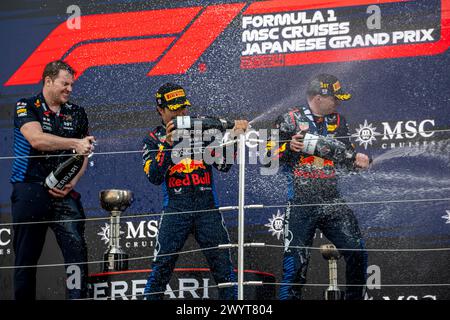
[142,83,248,300]
[266,74,370,300]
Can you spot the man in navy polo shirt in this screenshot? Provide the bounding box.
[10,60,95,300]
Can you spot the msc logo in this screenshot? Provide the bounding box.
[97,223,124,244]
[442,210,450,224]
[97,220,159,249]
[0,228,11,246]
[0,228,12,256]
[354,119,436,149]
[264,210,285,240]
[353,120,379,150]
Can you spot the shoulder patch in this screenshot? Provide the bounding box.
[16,101,28,117]
[34,99,41,108]
[16,108,27,117]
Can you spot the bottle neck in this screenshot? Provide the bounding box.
[175,116,232,131]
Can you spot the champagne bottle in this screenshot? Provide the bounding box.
[45,152,84,190]
[174,116,234,131]
[300,132,356,165]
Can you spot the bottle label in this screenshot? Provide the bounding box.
[302,133,318,155]
[55,164,81,189]
[176,116,191,129]
[45,172,58,189]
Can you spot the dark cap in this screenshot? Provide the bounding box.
[155,83,191,110]
[306,74,352,101]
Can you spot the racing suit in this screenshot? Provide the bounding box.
[142,125,237,300]
[267,105,368,300]
[10,93,89,300]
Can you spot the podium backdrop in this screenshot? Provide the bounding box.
[1,0,449,300]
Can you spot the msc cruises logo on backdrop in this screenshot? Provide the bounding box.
[442,210,450,224]
[4,0,450,86]
[353,120,379,150]
[97,223,125,244]
[353,119,436,150]
[265,210,325,240]
[264,210,285,240]
[0,228,12,256]
[97,220,159,249]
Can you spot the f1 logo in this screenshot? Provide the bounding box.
[5,0,450,86]
[5,4,245,86]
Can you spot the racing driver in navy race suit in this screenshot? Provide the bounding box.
[142,83,248,300]
[266,74,370,300]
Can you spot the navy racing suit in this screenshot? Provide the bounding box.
[142,125,237,300]
[267,106,368,300]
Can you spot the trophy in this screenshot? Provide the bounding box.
[100,189,134,272]
[320,244,342,300]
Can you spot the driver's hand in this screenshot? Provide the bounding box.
[290,134,304,152]
[165,120,176,146]
[354,153,370,169]
[231,120,249,137]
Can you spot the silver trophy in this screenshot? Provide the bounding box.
[320,244,342,300]
[100,189,134,272]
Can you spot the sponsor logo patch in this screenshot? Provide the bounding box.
[164,89,185,101]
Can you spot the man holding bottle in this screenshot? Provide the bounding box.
[267,74,370,300]
[142,83,248,299]
[10,60,95,300]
